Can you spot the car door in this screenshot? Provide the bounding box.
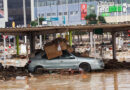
[59,51,79,69]
[42,55,61,69]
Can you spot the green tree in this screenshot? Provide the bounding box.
[85,14,106,24]
[30,17,45,26]
[98,16,106,23]
[39,17,45,25]
[85,14,96,21]
[30,21,38,26]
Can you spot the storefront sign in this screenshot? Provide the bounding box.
[98,1,128,17]
[45,17,59,21]
[81,4,87,20]
[51,17,59,21]
[109,5,122,12]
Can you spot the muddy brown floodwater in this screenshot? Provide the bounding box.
[0,70,130,90]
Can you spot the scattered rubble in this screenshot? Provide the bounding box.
[0,67,30,81]
[104,59,130,69]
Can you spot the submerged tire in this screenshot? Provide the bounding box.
[79,63,91,72]
[34,66,44,74]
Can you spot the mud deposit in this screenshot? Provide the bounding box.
[0,70,130,90]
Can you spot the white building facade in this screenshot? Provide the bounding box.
[31,0,130,26]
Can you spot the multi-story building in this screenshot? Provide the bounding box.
[31,0,130,26]
[6,0,31,27]
[0,0,8,28]
[0,0,31,28]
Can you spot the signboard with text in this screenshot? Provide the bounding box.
[98,1,127,17]
[81,4,87,20]
[45,17,59,21]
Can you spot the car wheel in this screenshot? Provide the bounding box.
[34,66,44,74]
[79,63,91,72]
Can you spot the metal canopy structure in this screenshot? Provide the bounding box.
[0,24,130,35]
[1,24,129,60]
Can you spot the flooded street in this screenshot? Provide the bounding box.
[0,70,130,90]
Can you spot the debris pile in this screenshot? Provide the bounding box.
[105,59,130,69]
[0,67,30,81]
[44,38,73,59]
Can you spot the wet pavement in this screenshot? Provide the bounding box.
[0,70,130,90]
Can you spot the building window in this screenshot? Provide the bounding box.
[64,12,67,15]
[52,13,56,16]
[59,12,63,16]
[47,1,51,6]
[41,13,44,17]
[70,11,74,15]
[70,11,78,15]
[47,13,51,16]
[75,11,78,14]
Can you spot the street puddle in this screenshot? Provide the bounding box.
[0,70,130,90]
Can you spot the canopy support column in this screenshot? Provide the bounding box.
[112,32,116,60]
[16,35,19,55]
[69,31,72,46]
[30,33,35,54]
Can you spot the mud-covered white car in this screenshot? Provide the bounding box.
[28,51,104,73]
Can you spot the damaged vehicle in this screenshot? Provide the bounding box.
[27,50,104,73]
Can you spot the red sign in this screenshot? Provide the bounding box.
[128,30,130,36]
[81,4,87,20]
[2,35,8,39]
[9,44,11,48]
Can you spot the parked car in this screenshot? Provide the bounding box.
[28,50,104,73]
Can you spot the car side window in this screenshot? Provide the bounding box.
[42,54,47,59]
[35,53,42,59]
[42,54,60,60]
[60,50,74,59]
